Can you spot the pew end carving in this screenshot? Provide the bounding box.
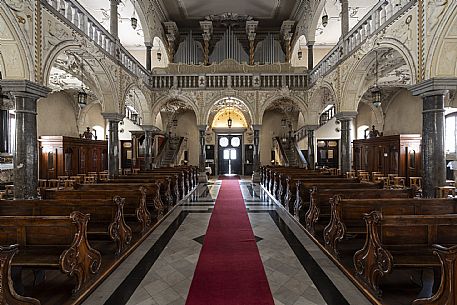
[109,196,133,256]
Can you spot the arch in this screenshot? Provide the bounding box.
[427,2,457,78]
[151,36,169,68]
[259,94,308,125]
[151,94,200,127]
[203,95,255,127]
[0,4,34,80]
[291,35,307,67]
[123,83,152,124]
[209,100,250,129]
[341,42,417,112]
[42,42,118,112]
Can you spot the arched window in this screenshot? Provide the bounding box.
[445,111,457,154]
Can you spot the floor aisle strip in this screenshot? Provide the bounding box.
[186,179,274,305]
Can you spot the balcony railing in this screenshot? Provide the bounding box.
[42,0,150,83]
[309,0,417,85]
[150,73,307,90]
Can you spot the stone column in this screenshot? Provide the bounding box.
[340,0,349,37]
[252,125,261,183]
[336,112,357,175]
[198,125,207,183]
[110,0,120,39]
[0,80,50,199]
[0,109,9,154]
[305,125,319,169]
[410,78,457,197]
[142,125,155,169]
[145,43,152,71]
[307,42,314,70]
[131,132,138,169]
[102,113,124,178]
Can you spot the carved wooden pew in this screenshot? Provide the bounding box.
[0,197,132,256]
[41,188,151,233]
[0,244,41,305]
[0,212,101,295]
[305,187,414,236]
[268,168,327,194]
[139,167,193,195]
[74,183,165,218]
[291,181,382,217]
[324,197,457,258]
[412,244,457,305]
[354,211,457,299]
[110,176,176,206]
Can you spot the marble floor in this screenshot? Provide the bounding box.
[82,178,371,305]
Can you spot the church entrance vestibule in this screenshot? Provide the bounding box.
[217,134,242,175]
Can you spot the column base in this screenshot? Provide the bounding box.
[252,172,261,183]
[198,172,208,183]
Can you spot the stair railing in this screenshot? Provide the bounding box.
[171,137,186,166]
[273,137,289,166]
[153,137,169,168]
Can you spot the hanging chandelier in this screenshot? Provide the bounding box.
[131,0,138,29]
[372,50,381,108]
[78,57,87,108]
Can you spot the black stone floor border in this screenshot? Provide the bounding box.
[269,210,351,305]
[103,211,190,305]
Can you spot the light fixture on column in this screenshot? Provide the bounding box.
[227,104,232,128]
[371,50,382,108]
[298,48,303,60]
[281,117,287,128]
[78,57,88,108]
[157,51,162,62]
[131,0,138,30]
[322,7,329,27]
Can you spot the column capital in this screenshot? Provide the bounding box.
[197,125,207,131]
[110,0,121,5]
[144,42,153,48]
[252,124,262,131]
[141,125,161,133]
[335,111,357,120]
[102,112,124,122]
[409,77,457,97]
[0,80,50,99]
[307,41,315,47]
[304,125,319,131]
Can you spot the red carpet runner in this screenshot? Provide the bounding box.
[186,179,274,305]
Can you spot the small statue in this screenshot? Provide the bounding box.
[368,125,382,139]
[82,127,94,140]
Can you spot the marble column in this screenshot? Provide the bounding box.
[0,80,50,199]
[306,125,319,169]
[146,44,152,71]
[410,78,457,197]
[307,42,314,70]
[110,0,120,39]
[252,125,261,183]
[340,0,349,37]
[336,112,357,175]
[197,125,207,183]
[0,109,9,154]
[102,113,124,178]
[142,125,155,170]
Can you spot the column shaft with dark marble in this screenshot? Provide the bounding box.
[336,112,357,175]
[307,42,314,70]
[110,0,120,39]
[142,125,155,169]
[340,0,349,37]
[305,125,318,169]
[146,44,152,71]
[0,80,50,199]
[252,125,261,183]
[198,125,207,182]
[410,78,457,197]
[0,109,9,154]
[102,113,124,178]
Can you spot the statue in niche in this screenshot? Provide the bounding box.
[368,125,382,139]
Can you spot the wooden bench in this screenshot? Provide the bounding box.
[291,181,383,216]
[411,244,457,305]
[354,211,457,299]
[0,244,41,305]
[304,187,414,235]
[0,197,133,256]
[41,188,152,233]
[0,212,101,294]
[324,197,457,258]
